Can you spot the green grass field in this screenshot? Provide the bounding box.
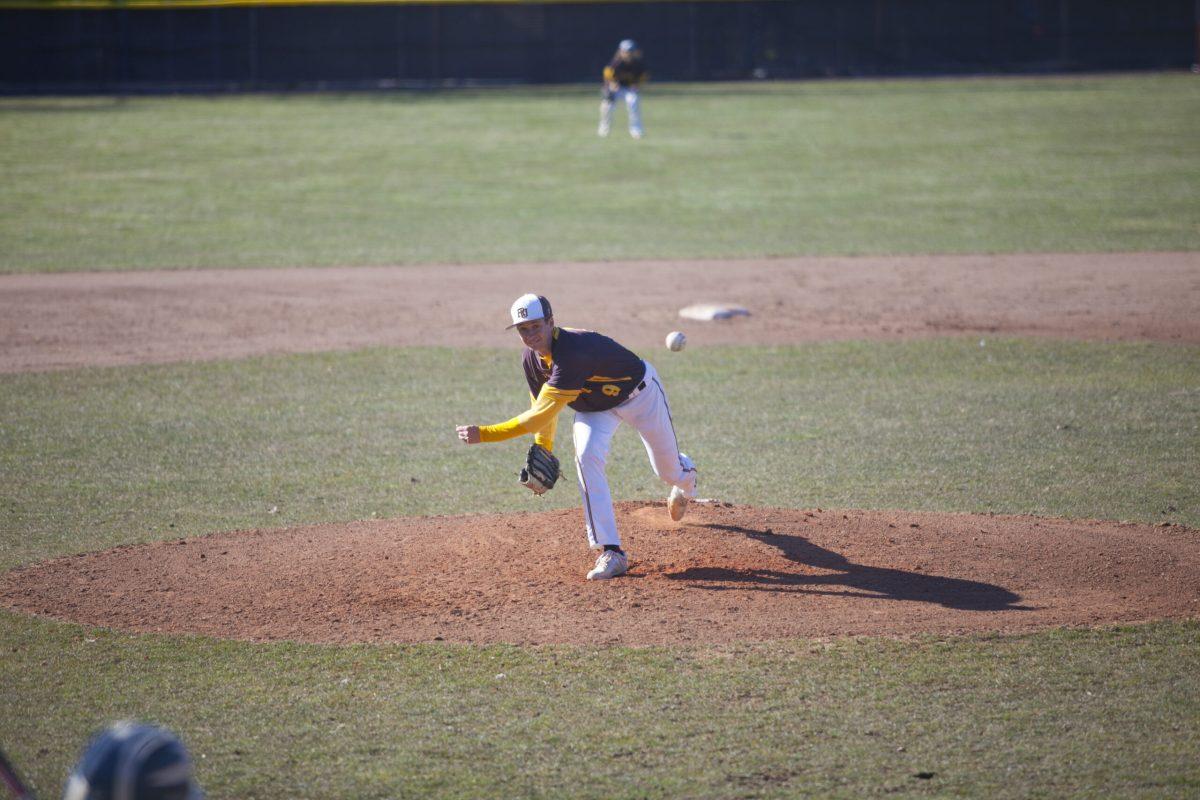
[2,341,1198,797]
[4,615,1197,799]
[2,73,1199,798]
[1,74,1198,272]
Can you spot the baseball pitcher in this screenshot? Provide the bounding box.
[456,294,697,580]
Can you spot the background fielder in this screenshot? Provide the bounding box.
[599,39,647,139]
[456,294,697,581]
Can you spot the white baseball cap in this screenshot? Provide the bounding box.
[619,39,637,52]
[506,293,554,329]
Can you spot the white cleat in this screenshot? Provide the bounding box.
[587,549,629,580]
[598,126,610,138]
[630,130,644,139]
[668,486,689,521]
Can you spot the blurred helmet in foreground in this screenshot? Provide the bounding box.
[63,721,202,800]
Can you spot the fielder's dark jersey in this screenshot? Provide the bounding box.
[524,327,647,413]
[604,55,647,88]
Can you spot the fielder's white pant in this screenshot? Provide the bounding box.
[572,361,696,549]
[599,87,643,138]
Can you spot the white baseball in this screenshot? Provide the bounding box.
[665,331,687,352]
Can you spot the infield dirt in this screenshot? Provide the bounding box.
[2,251,1198,373]
[2,253,1198,644]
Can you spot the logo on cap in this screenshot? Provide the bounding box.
[507,293,553,329]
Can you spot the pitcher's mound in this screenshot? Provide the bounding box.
[3,502,1197,645]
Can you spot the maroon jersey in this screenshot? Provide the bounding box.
[523,327,647,412]
[605,54,647,88]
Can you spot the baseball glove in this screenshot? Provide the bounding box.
[520,444,560,495]
[601,85,616,102]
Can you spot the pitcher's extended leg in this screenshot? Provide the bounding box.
[616,363,697,499]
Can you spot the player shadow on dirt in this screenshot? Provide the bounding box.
[665,522,1028,612]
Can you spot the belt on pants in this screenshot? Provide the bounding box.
[620,380,648,405]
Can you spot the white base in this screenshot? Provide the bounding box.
[678,304,752,322]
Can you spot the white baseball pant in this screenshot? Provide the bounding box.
[599,87,643,138]
[572,361,696,549]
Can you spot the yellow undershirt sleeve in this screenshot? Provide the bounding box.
[477,384,580,451]
[533,398,559,452]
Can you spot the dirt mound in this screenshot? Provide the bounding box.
[3,503,1197,646]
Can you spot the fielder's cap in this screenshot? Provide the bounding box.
[619,39,637,52]
[507,294,553,329]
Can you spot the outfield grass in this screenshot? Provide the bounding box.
[1,73,1198,273]
[3,70,1199,799]
[1,339,1198,796]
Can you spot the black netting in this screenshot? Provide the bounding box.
[1,0,1194,93]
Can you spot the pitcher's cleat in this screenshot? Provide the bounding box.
[668,486,689,521]
[586,549,629,580]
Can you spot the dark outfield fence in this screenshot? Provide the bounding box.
[1,0,1197,93]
